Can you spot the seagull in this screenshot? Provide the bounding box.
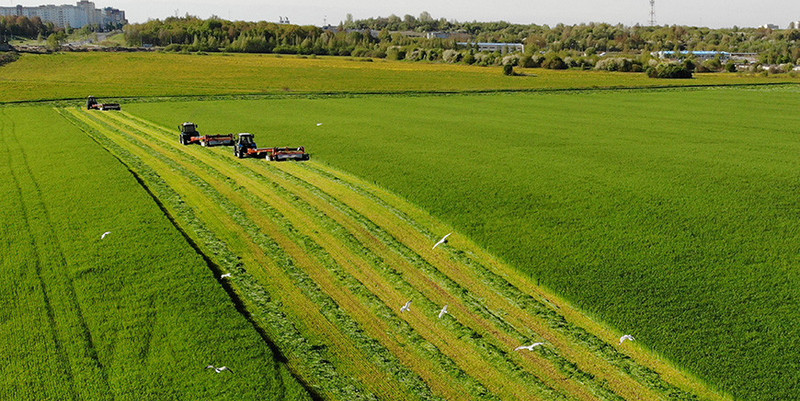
[220,273,232,279]
[100,231,111,239]
[619,334,635,345]
[438,305,449,319]
[432,232,452,249]
[206,365,233,374]
[316,123,323,126]
[400,300,412,312]
[515,342,545,351]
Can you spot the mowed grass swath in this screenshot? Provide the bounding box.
[56,105,734,401]
[127,85,800,401]
[0,107,311,401]
[0,51,799,103]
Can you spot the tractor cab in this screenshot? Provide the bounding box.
[234,133,259,158]
[86,96,97,109]
[179,122,198,145]
[180,122,198,134]
[236,133,256,148]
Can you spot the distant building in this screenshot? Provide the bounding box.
[760,23,779,30]
[457,42,524,54]
[789,21,800,29]
[654,50,758,63]
[426,31,471,41]
[0,1,126,29]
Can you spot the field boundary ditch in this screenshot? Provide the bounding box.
[3,82,797,107]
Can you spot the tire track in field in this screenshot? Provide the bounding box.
[0,109,78,401]
[66,109,413,401]
[104,111,581,401]
[6,122,111,396]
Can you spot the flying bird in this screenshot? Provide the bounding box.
[514,342,545,351]
[206,365,233,374]
[100,231,111,239]
[432,233,452,249]
[438,305,449,319]
[220,273,232,279]
[619,334,635,345]
[400,300,412,312]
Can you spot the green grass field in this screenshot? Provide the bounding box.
[0,52,798,103]
[1,51,797,401]
[0,106,311,400]
[124,85,800,401]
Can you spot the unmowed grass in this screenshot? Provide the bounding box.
[127,85,800,401]
[0,106,310,400]
[0,51,798,103]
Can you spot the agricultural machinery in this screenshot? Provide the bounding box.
[233,133,310,161]
[178,122,234,146]
[86,96,120,111]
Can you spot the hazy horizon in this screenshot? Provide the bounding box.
[4,0,800,29]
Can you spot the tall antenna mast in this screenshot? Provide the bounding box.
[649,0,656,26]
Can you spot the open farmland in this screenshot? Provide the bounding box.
[0,106,311,400]
[0,52,798,103]
[51,106,739,401]
[124,85,800,401]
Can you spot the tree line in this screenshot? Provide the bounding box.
[120,14,799,65]
[0,15,56,41]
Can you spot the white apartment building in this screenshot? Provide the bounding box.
[0,1,126,29]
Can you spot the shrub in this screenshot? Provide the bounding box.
[541,53,567,70]
[645,62,693,78]
[503,64,514,75]
[594,57,635,72]
[501,54,520,66]
[386,47,405,60]
[0,51,20,67]
[442,49,461,63]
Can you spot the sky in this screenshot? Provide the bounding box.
[5,0,800,29]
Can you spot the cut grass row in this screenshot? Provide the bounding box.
[64,107,729,400]
[0,106,310,400]
[1,52,799,103]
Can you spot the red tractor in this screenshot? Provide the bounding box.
[178,122,234,146]
[87,96,120,111]
[233,133,309,161]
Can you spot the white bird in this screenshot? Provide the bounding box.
[316,122,323,126]
[100,231,111,239]
[400,300,412,312]
[432,232,452,249]
[220,273,232,279]
[438,305,449,319]
[619,334,635,345]
[515,342,545,351]
[206,365,233,374]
